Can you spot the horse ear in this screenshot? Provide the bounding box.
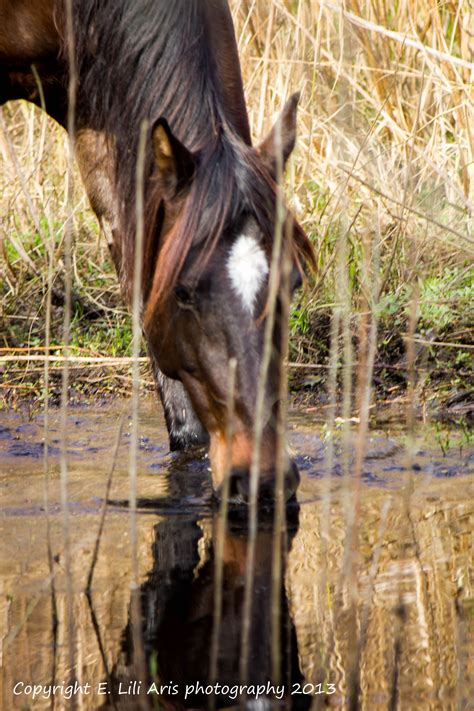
[257,92,300,178]
[152,118,196,196]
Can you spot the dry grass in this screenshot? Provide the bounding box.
[0,0,473,409]
[233,0,473,412]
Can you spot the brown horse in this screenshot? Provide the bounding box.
[0,0,314,504]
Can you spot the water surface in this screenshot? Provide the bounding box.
[1,399,472,709]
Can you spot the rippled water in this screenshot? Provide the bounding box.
[1,399,473,710]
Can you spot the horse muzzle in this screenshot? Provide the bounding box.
[219,459,300,507]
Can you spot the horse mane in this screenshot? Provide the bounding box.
[66,0,314,311]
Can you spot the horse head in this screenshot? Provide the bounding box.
[143,95,313,505]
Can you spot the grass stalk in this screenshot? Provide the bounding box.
[127,120,148,700]
[240,102,287,687]
[210,358,237,693]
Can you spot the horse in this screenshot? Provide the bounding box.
[0,0,315,504]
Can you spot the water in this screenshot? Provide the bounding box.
[0,399,473,710]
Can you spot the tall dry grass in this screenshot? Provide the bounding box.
[0,0,473,407]
[232,0,473,411]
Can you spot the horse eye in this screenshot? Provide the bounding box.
[174,284,195,307]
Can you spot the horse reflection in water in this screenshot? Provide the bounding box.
[99,508,309,710]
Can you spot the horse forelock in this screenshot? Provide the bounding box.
[143,136,253,325]
[143,138,315,330]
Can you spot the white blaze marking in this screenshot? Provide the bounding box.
[227,234,269,314]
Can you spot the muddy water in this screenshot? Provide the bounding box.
[0,399,473,710]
